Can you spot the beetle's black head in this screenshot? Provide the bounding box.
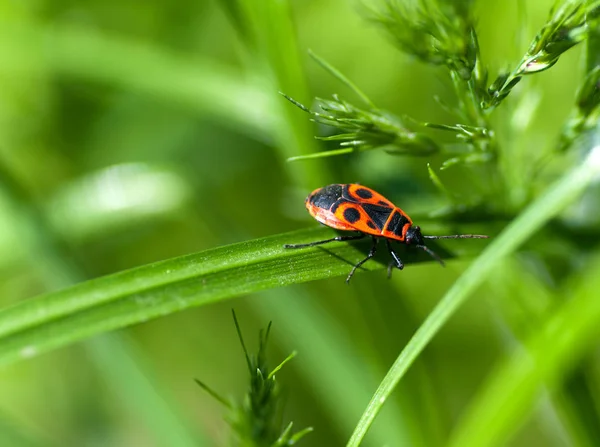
[405,225,446,267]
[405,225,425,246]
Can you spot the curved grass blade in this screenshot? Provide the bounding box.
[448,253,600,447]
[88,335,206,447]
[0,226,477,368]
[347,143,600,447]
[287,148,355,161]
[308,49,377,109]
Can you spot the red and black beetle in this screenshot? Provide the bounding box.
[285,183,488,283]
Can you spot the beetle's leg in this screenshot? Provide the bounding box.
[386,239,404,278]
[346,237,378,284]
[284,233,365,249]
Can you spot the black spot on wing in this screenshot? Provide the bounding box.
[366,220,377,230]
[343,207,361,224]
[361,204,393,230]
[355,188,373,199]
[309,184,343,210]
[386,211,410,238]
[378,200,389,206]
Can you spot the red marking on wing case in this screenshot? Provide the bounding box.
[333,202,383,236]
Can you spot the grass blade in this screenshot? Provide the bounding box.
[308,49,377,109]
[231,0,328,187]
[448,252,600,447]
[88,335,206,447]
[0,226,469,368]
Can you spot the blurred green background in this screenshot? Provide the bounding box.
[0,0,596,446]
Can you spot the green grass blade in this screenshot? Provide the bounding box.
[88,335,207,447]
[347,143,600,447]
[448,252,600,447]
[0,226,470,368]
[287,148,355,161]
[231,0,328,187]
[587,5,600,70]
[308,49,377,109]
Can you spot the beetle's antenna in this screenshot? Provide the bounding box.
[416,245,445,267]
[423,234,489,239]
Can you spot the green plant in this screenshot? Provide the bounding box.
[195,311,311,447]
[1,0,600,446]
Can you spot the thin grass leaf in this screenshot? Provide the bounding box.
[232,309,254,374]
[233,0,328,188]
[427,163,453,202]
[88,336,203,447]
[286,426,314,445]
[267,351,297,380]
[347,140,600,447]
[280,92,440,158]
[308,49,377,109]
[448,253,600,447]
[287,148,355,161]
[271,423,313,447]
[0,225,485,368]
[272,422,295,447]
[194,379,233,410]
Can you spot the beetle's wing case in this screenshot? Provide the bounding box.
[342,183,394,207]
[305,184,356,231]
[305,183,413,240]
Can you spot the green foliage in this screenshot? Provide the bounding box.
[485,0,600,109]
[371,0,477,80]
[559,65,600,150]
[282,50,439,160]
[283,0,598,186]
[282,92,440,159]
[196,311,311,447]
[0,0,599,446]
[448,253,600,447]
[348,136,600,446]
[0,226,480,368]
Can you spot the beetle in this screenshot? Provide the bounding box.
[284,183,488,283]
